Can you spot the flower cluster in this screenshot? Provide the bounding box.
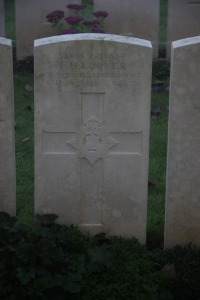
[65,15,83,25]
[46,10,64,24]
[93,11,109,19]
[46,2,109,35]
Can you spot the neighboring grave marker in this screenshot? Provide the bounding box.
[167,0,200,58]
[0,0,5,37]
[34,34,152,242]
[15,0,80,60]
[165,36,200,248]
[0,38,16,215]
[93,0,160,58]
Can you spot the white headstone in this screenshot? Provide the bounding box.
[15,0,80,60]
[34,34,152,243]
[167,0,200,58]
[0,38,16,215]
[0,0,5,37]
[93,0,160,58]
[165,36,200,248]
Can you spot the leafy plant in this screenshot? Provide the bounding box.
[46,2,109,35]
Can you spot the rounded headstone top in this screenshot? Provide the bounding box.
[0,38,12,46]
[34,33,152,49]
[172,36,200,49]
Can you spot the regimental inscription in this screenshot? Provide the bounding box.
[44,50,141,89]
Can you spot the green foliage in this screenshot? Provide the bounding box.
[46,2,108,35]
[152,59,170,82]
[166,245,200,300]
[2,213,199,300]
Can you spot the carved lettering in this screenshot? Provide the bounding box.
[43,50,141,89]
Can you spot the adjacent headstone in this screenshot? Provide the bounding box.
[165,36,200,248]
[0,38,16,215]
[15,0,80,60]
[93,0,160,58]
[0,0,5,37]
[34,34,152,242]
[167,0,200,58]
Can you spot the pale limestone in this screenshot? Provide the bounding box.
[15,0,80,60]
[165,36,200,248]
[34,34,152,243]
[0,0,5,37]
[0,38,16,215]
[167,0,200,58]
[93,0,159,58]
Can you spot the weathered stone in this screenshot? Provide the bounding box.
[15,0,80,60]
[0,0,5,37]
[93,0,160,58]
[34,34,152,243]
[0,38,16,215]
[165,36,200,248]
[167,0,200,58]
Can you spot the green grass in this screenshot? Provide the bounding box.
[14,74,34,223]
[148,90,169,245]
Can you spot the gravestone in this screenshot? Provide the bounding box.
[34,34,152,243]
[165,36,200,248]
[0,0,5,37]
[167,0,200,58]
[0,38,16,215]
[15,0,80,60]
[93,0,160,58]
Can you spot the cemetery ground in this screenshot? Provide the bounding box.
[2,0,200,299]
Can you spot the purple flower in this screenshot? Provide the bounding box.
[65,15,83,25]
[58,28,77,35]
[93,11,109,18]
[92,27,105,33]
[46,10,64,23]
[83,19,100,26]
[67,3,86,10]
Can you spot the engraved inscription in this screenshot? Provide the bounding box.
[44,49,141,89]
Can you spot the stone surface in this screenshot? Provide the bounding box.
[167,0,200,58]
[0,38,16,215]
[93,0,159,58]
[165,36,200,248]
[34,34,152,243]
[15,0,80,60]
[0,0,5,37]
